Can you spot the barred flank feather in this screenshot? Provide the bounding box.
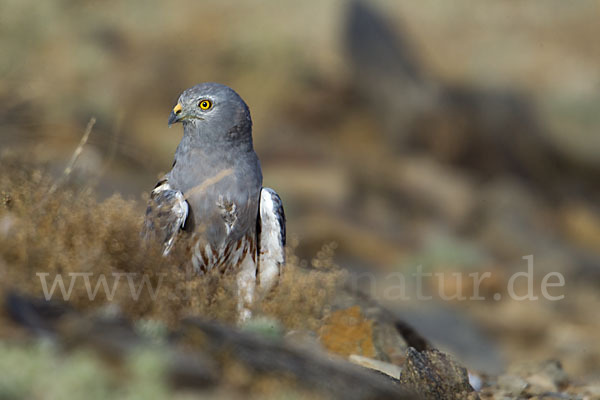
[191,233,256,275]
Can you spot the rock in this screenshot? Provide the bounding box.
[372,315,413,365]
[485,360,574,399]
[467,372,483,392]
[496,374,529,396]
[284,329,323,353]
[400,347,479,400]
[182,317,416,400]
[6,292,416,399]
[516,360,569,394]
[349,354,402,379]
[241,316,284,340]
[319,305,376,358]
[394,302,505,375]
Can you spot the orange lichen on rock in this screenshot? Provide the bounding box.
[319,305,375,358]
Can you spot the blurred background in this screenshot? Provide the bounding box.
[1,0,599,392]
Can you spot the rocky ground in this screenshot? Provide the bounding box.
[0,160,598,399]
[1,0,599,398]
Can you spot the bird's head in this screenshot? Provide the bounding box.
[168,83,252,142]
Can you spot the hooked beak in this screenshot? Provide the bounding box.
[168,103,183,126]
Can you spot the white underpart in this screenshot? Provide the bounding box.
[258,188,285,293]
[237,252,257,323]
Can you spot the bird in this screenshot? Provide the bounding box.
[142,83,285,321]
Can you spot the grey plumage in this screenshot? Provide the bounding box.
[143,83,285,320]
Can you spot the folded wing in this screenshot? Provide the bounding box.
[257,187,286,292]
[142,178,189,256]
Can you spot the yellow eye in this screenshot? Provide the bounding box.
[198,100,212,110]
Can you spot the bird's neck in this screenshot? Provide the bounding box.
[179,122,254,152]
[173,124,255,167]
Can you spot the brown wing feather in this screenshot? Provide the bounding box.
[142,178,189,256]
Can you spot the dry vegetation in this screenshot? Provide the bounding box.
[2,0,600,398]
[0,153,341,332]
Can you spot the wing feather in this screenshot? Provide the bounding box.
[142,178,188,256]
[257,187,286,292]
